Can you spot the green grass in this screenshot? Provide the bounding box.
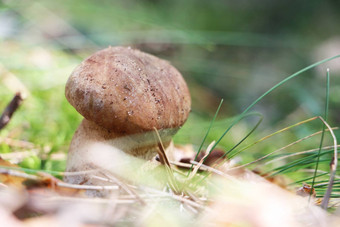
[181,56,340,203]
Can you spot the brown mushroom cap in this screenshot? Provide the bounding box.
[65,46,191,134]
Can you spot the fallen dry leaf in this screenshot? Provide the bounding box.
[0,158,27,189]
[296,183,316,198]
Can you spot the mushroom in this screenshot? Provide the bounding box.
[64,46,191,184]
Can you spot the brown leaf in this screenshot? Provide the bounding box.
[296,183,316,198]
[0,158,27,189]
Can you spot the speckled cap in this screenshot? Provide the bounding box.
[65,46,191,134]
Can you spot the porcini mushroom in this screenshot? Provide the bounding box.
[64,46,191,184]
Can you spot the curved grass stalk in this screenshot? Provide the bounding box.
[203,112,263,165]
[229,117,319,160]
[317,116,337,209]
[265,144,339,166]
[194,112,263,185]
[187,99,223,176]
[310,69,330,203]
[222,112,263,158]
[227,126,336,171]
[270,153,327,175]
[292,172,330,185]
[294,169,340,181]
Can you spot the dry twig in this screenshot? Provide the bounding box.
[187,141,215,181]
[0,138,35,148]
[153,127,180,193]
[0,92,23,130]
[94,171,146,205]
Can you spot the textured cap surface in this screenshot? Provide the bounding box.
[65,46,191,134]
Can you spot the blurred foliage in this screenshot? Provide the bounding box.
[0,0,339,184]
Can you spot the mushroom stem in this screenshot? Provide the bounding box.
[65,119,174,176]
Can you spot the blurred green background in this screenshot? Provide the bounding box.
[0,0,340,176]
